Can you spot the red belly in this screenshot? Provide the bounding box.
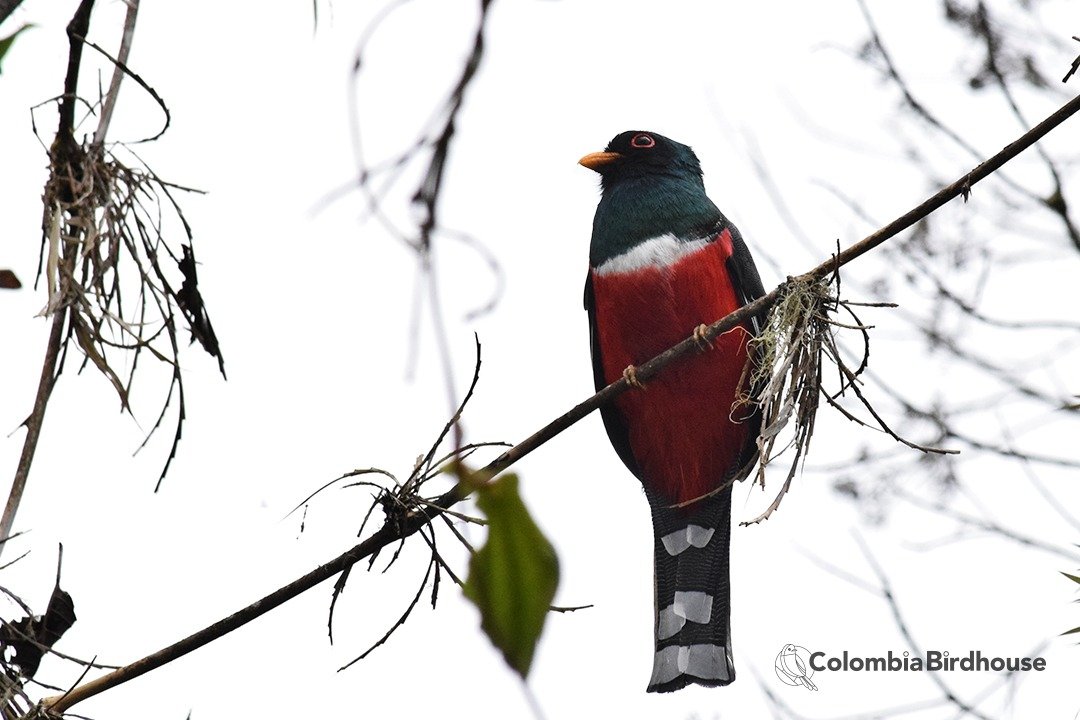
[591,232,752,505]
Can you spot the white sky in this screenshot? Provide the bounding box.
[2,1,1080,718]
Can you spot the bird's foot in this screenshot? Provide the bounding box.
[622,365,646,389]
[693,324,713,351]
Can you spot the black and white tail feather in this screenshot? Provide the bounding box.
[643,454,756,692]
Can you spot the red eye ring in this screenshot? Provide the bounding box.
[630,133,655,148]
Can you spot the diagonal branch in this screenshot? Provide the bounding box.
[40,91,1080,715]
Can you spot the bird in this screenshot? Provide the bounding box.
[775,644,818,691]
[580,130,765,693]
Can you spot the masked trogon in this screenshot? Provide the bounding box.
[581,130,764,693]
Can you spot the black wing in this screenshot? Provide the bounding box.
[721,219,767,329]
[584,273,642,479]
[720,218,767,478]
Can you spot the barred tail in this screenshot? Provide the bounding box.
[645,488,734,693]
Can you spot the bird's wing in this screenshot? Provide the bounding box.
[793,652,807,676]
[584,273,642,479]
[781,651,806,680]
[723,221,767,331]
[719,220,767,478]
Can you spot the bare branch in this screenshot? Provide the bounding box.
[0,0,97,565]
[92,0,139,146]
[891,487,1080,563]
[1065,36,1080,84]
[0,310,66,560]
[854,534,999,720]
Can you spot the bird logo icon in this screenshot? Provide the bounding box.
[775,644,819,690]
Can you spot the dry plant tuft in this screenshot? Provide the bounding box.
[741,274,833,524]
[39,137,225,489]
[742,267,954,526]
[3,0,228,558]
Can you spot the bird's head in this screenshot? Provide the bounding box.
[579,131,704,191]
[580,131,721,264]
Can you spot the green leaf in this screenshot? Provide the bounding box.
[463,473,559,678]
[1061,571,1080,586]
[1061,626,1080,636]
[0,24,35,74]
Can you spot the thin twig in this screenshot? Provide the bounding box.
[0,310,65,559]
[338,554,435,671]
[1065,36,1080,84]
[92,0,139,146]
[891,488,1080,563]
[854,533,999,720]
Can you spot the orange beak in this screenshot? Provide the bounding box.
[578,151,622,171]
